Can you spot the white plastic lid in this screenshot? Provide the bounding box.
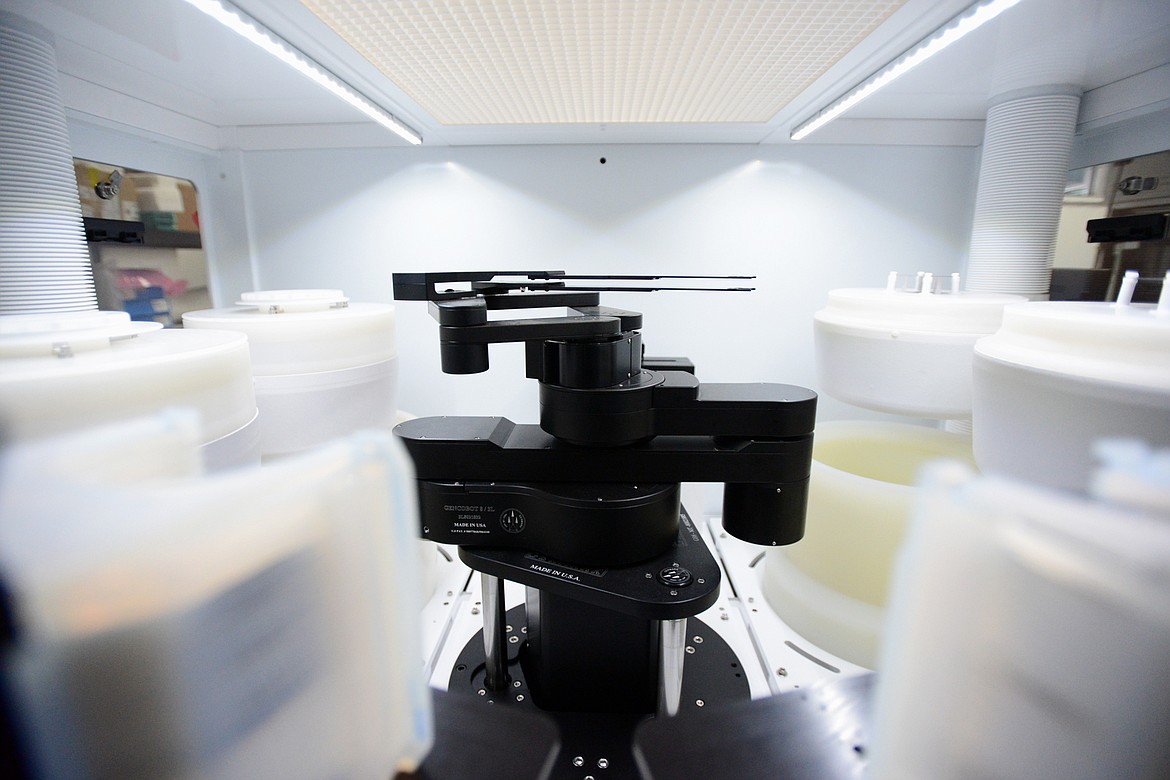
[0,329,257,443]
[183,290,396,374]
[236,289,349,313]
[0,311,160,358]
[974,301,1170,391]
[815,285,1025,336]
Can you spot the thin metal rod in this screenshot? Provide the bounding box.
[658,618,687,717]
[520,273,756,281]
[481,573,509,692]
[525,286,756,293]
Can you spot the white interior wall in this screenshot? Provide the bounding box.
[236,143,980,425]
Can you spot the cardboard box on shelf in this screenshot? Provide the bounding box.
[176,182,199,233]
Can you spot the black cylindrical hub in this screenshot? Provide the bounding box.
[721,479,809,546]
[440,341,489,374]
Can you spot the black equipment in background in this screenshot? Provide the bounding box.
[392,270,817,777]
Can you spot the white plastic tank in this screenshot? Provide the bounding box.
[972,280,1170,493]
[762,272,1014,668]
[870,454,1170,780]
[813,272,1024,419]
[0,310,260,470]
[183,290,399,459]
[761,421,976,668]
[0,411,432,778]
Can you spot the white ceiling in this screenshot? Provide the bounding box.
[296,0,908,125]
[4,0,1169,149]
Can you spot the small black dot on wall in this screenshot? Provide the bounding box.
[599,157,607,164]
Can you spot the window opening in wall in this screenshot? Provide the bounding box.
[1052,149,1170,303]
[74,158,210,326]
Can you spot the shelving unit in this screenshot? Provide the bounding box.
[83,217,202,249]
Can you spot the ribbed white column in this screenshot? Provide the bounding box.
[0,12,97,314]
[965,88,1081,299]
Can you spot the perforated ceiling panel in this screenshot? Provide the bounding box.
[299,0,908,125]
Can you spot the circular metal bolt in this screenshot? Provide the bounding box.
[777,667,788,677]
[598,758,609,769]
[513,680,522,688]
[478,689,486,696]
[720,613,730,621]
[573,756,585,767]
[693,636,704,644]
[505,625,513,633]
[645,573,652,579]
[516,694,525,702]
[685,646,695,654]
[471,607,480,615]
[509,635,519,644]
[697,578,705,584]
[696,699,705,707]
[669,589,678,596]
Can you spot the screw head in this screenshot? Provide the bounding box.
[573,756,585,767]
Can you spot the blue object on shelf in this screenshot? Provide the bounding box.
[124,286,173,326]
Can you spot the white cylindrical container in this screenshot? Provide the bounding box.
[814,280,1024,419]
[972,300,1170,493]
[871,460,1170,780]
[762,421,976,669]
[0,416,433,779]
[0,311,260,470]
[183,290,399,459]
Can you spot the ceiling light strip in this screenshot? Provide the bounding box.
[790,0,1024,141]
[182,0,422,144]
